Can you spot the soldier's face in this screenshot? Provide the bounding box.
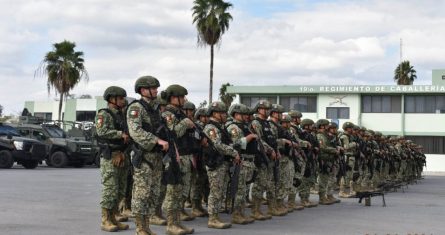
[170,96,185,107]
[184,109,194,119]
[242,114,250,122]
[258,108,269,117]
[281,122,290,128]
[234,113,243,122]
[141,87,158,98]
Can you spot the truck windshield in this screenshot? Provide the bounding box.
[43,125,66,138]
[0,124,21,136]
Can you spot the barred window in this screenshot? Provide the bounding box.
[404,95,445,113]
[362,95,401,113]
[326,107,349,119]
[280,96,317,112]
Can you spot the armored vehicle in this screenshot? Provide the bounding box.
[0,123,46,169]
[13,117,94,168]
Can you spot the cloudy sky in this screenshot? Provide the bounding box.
[1,0,444,115]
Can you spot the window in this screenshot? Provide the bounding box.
[280,96,317,112]
[34,112,52,121]
[362,95,401,113]
[32,130,47,141]
[404,95,445,113]
[240,96,277,108]
[405,136,445,154]
[76,111,97,122]
[18,129,30,137]
[326,107,350,119]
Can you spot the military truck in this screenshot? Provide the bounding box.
[0,123,46,169]
[12,117,94,168]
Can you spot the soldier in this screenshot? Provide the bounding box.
[315,119,337,205]
[161,84,197,235]
[251,100,286,217]
[326,122,341,203]
[149,96,168,227]
[127,76,169,235]
[96,86,130,232]
[339,122,359,198]
[298,119,319,208]
[280,114,305,211]
[269,104,293,214]
[190,108,210,216]
[226,104,257,224]
[203,101,240,229]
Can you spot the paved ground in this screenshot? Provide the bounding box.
[1,165,444,235]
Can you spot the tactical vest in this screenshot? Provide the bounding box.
[233,121,257,155]
[270,120,293,156]
[129,99,162,135]
[255,118,277,150]
[165,106,200,155]
[95,108,126,151]
[203,120,229,170]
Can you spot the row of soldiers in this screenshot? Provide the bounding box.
[95,76,426,235]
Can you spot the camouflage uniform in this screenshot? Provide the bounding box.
[339,125,358,197]
[97,86,130,232]
[316,119,337,205]
[204,113,239,229]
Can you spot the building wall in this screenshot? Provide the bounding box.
[318,93,361,126]
[361,113,402,135]
[404,114,445,136]
[64,99,77,122]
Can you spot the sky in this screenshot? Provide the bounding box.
[1,0,444,115]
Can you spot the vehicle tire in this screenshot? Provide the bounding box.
[22,160,39,169]
[50,151,68,168]
[0,150,14,169]
[94,154,100,168]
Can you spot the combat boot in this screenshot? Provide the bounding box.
[288,194,304,211]
[348,181,357,197]
[111,207,129,230]
[150,206,167,226]
[240,203,255,224]
[327,194,341,203]
[318,194,334,205]
[191,199,208,217]
[231,208,249,225]
[208,214,231,229]
[135,214,150,235]
[276,199,290,214]
[301,199,316,208]
[166,211,186,235]
[175,211,194,234]
[180,201,195,221]
[101,208,118,232]
[250,197,269,220]
[267,200,286,216]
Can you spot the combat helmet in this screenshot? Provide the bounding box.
[103,86,127,101]
[183,101,196,110]
[328,122,338,129]
[208,101,227,114]
[281,114,292,123]
[161,84,188,101]
[270,104,285,114]
[288,110,302,118]
[254,100,272,112]
[342,122,355,130]
[229,103,246,117]
[315,119,330,129]
[194,108,208,119]
[300,119,314,129]
[134,75,160,94]
[156,95,168,106]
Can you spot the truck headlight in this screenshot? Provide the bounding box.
[13,141,24,150]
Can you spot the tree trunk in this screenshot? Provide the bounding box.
[209,44,214,103]
[58,93,63,121]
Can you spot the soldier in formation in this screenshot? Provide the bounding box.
[95,82,426,234]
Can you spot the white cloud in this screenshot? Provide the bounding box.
[0,0,444,115]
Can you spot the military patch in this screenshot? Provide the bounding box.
[230,128,238,136]
[96,115,104,128]
[129,109,139,118]
[209,129,217,139]
[319,140,323,146]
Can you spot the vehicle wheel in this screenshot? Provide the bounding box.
[50,151,68,168]
[22,160,39,169]
[0,150,14,169]
[94,154,100,168]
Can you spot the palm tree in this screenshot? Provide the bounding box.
[219,82,235,107]
[394,60,417,85]
[37,40,88,120]
[192,0,233,103]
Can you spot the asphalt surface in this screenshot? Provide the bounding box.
[1,165,444,235]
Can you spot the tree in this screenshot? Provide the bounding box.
[0,104,3,117]
[394,60,417,85]
[79,94,92,99]
[219,82,235,107]
[192,0,233,103]
[37,40,88,120]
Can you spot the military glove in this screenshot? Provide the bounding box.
[111,152,125,167]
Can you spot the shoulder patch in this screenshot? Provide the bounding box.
[129,108,139,118]
[209,128,217,139]
[96,115,104,128]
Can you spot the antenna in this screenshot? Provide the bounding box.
[399,38,403,83]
